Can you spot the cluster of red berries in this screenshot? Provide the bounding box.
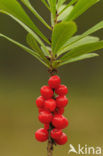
[35,75,69,145]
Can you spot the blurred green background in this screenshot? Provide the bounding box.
[0,0,103,156]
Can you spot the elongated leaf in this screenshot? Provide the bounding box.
[65,36,99,46]
[58,20,103,54]
[57,0,67,9]
[52,21,77,55]
[52,60,62,68]
[57,6,73,21]
[41,46,51,56]
[49,0,57,19]
[0,0,50,44]
[0,33,49,67]
[58,36,99,56]
[41,0,50,10]
[20,0,51,30]
[26,33,42,53]
[58,4,66,12]
[47,0,50,4]
[0,33,39,57]
[60,41,103,61]
[83,21,103,37]
[26,33,50,62]
[64,0,99,21]
[59,0,77,15]
[0,10,49,56]
[60,53,99,65]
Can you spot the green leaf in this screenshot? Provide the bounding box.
[26,33,42,53]
[26,33,50,61]
[0,0,50,44]
[83,20,103,37]
[57,5,73,21]
[52,60,62,68]
[41,0,50,10]
[58,0,77,15]
[65,36,99,46]
[64,0,99,21]
[47,0,50,4]
[57,0,67,9]
[51,21,77,55]
[49,0,57,20]
[0,34,39,57]
[41,46,51,56]
[46,0,56,26]
[0,33,49,67]
[60,53,99,65]
[58,20,103,55]
[0,10,50,55]
[58,4,66,12]
[20,0,51,30]
[58,36,99,56]
[60,41,103,61]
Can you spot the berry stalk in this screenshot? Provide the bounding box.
[47,85,56,156]
[47,124,54,156]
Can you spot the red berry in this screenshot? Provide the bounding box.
[35,128,48,142]
[36,96,44,108]
[39,111,53,124]
[57,107,64,114]
[51,128,62,139]
[38,108,45,113]
[52,115,68,129]
[55,133,68,145]
[40,86,53,99]
[55,85,68,96]
[56,96,68,108]
[44,124,49,130]
[54,108,64,115]
[44,99,56,112]
[48,75,61,89]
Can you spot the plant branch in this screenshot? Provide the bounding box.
[47,7,59,156]
[47,124,54,156]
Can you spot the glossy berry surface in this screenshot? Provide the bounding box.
[48,75,61,89]
[51,128,62,139]
[44,99,56,112]
[35,128,48,142]
[38,111,53,124]
[44,124,49,130]
[57,107,64,114]
[54,107,64,115]
[55,133,68,145]
[52,114,68,129]
[40,85,53,99]
[56,96,68,108]
[55,85,68,96]
[36,96,44,108]
[35,75,69,145]
[38,108,45,113]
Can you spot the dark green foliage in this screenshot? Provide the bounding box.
[0,0,102,69]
